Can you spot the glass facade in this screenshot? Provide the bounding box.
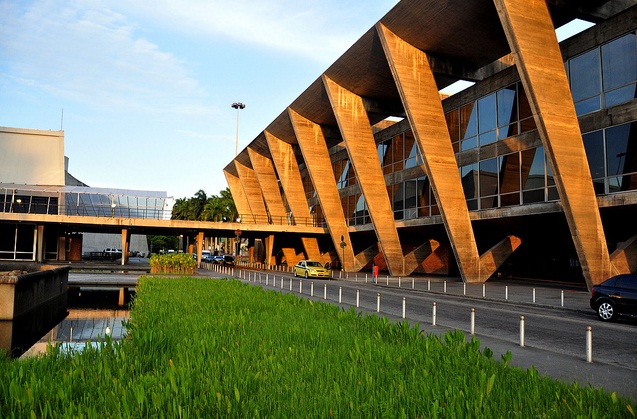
[566,32,637,115]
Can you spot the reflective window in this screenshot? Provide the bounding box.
[583,130,605,194]
[569,48,602,114]
[606,122,637,193]
[601,33,637,107]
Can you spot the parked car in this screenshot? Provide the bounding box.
[212,255,235,265]
[590,273,637,321]
[293,260,331,279]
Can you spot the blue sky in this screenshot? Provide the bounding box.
[1,1,592,201]
[0,0,399,199]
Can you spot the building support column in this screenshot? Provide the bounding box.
[248,148,288,224]
[224,168,251,222]
[288,108,359,271]
[36,225,45,263]
[121,229,130,266]
[264,234,275,269]
[323,75,408,276]
[196,231,204,268]
[494,0,611,289]
[301,237,322,262]
[610,234,637,275]
[377,23,482,280]
[235,161,269,224]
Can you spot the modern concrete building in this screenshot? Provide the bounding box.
[224,0,637,290]
[0,126,169,262]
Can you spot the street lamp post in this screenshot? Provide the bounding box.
[231,102,246,156]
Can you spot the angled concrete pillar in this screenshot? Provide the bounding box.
[323,75,408,276]
[196,231,204,268]
[404,239,441,275]
[355,243,380,268]
[301,237,322,261]
[377,23,482,281]
[288,108,359,271]
[282,248,303,267]
[248,148,288,224]
[265,131,312,224]
[224,168,251,221]
[479,235,522,279]
[610,235,637,275]
[235,161,268,224]
[494,0,611,289]
[264,234,275,269]
[36,224,45,263]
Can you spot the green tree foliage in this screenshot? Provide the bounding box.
[171,188,237,222]
[147,235,179,253]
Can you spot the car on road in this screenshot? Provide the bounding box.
[590,273,637,321]
[293,260,331,279]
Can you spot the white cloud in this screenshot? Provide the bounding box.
[0,0,208,115]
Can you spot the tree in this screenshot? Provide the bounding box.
[171,188,237,222]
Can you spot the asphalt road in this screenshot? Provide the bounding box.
[206,268,637,401]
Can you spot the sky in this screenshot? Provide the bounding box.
[0,0,399,200]
[0,1,593,201]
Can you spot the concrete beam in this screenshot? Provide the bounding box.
[494,0,611,289]
[355,243,380,268]
[235,161,269,224]
[288,108,359,271]
[121,229,130,266]
[301,237,322,262]
[377,22,482,281]
[264,234,275,269]
[247,148,288,223]
[264,131,312,225]
[224,168,251,221]
[479,235,522,281]
[610,234,637,275]
[404,239,441,275]
[323,75,408,276]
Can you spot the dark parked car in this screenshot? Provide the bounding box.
[590,274,637,321]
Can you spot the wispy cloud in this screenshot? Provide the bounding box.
[0,0,208,115]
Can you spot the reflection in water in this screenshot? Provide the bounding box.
[20,309,129,358]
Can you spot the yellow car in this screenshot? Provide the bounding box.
[293,260,331,279]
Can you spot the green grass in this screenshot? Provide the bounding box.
[0,276,634,418]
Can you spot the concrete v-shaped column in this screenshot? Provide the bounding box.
[377,23,483,281]
[224,168,251,221]
[323,75,408,276]
[247,148,288,224]
[288,108,359,271]
[265,130,322,260]
[610,234,637,275]
[494,0,611,289]
[235,161,268,224]
[264,131,312,223]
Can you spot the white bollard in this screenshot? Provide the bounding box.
[339,286,342,303]
[290,278,293,291]
[339,271,342,280]
[561,290,564,307]
[386,275,389,286]
[520,316,525,347]
[398,277,401,288]
[266,274,269,286]
[402,297,406,319]
[273,276,276,287]
[300,280,303,294]
[70,326,73,342]
[428,280,431,291]
[470,308,475,335]
[432,302,437,326]
[586,326,593,363]
[412,278,415,289]
[365,273,368,283]
[482,283,486,298]
[356,289,360,308]
[377,293,381,313]
[443,281,447,293]
[324,284,327,300]
[463,283,466,295]
[532,288,536,303]
[505,285,508,300]
[281,277,284,289]
[311,282,314,297]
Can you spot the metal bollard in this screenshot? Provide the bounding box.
[470,308,475,335]
[70,326,73,342]
[586,326,593,363]
[281,277,284,289]
[266,274,269,286]
[324,284,327,300]
[273,276,276,287]
[339,286,342,303]
[402,297,406,319]
[505,285,508,300]
[428,280,431,291]
[365,273,368,283]
[377,293,381,313]
[482,283,486,298]
[532,288,536,303]
[398,277,401,288]
[290,278,292,291]
[520,316,525,347]
[386,275,389,286]
[311,282,314,297]
[463,283,466,295]
[300,280,303,294]
[432,302,437,326]
[444,280,447,293]
[356,289,360,308]
[412,278,415,289]
[561,290,564,307]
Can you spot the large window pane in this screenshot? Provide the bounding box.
[522,147,545,191]
[602,33,637,92]
[460,103,477,139]
[499,153,520,194]
[478,93,497,133]
[583,130,605,179]
[446,110,460,143]
[404,180,418,219]
[460,163,478,200]
[570,49,601,102]
[479,158,499,197]
[497,85,517,127]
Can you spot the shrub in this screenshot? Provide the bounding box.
[149,253,195,274]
